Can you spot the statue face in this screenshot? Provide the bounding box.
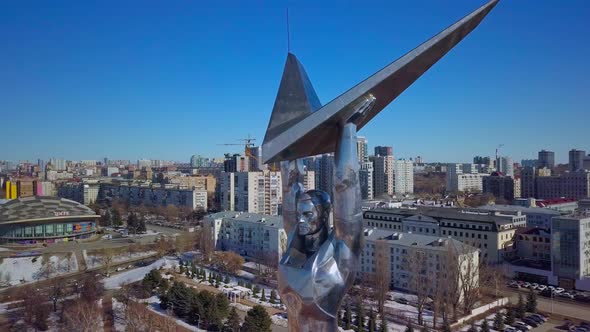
[297,198,323,236]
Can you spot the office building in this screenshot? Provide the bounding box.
[483,172,515,201]
[317,154,334,197]
[363,207,525,263]
[521,159,538,168]
[552,213,590,290]
[478,204,559,230]
[361,229,478,293]
[205,212,287,261]
[537,150,555,169]
[393,159,414,195]
[569,149,586,172]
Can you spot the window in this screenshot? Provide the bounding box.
[442,230,446,235]
[484,234,488,240]
[478,234,481,239]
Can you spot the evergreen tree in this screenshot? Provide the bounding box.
[467,323,477,332]
[344,303,352,330]
[368,308,377,332]
[441,321,452,332]
[516,293,526,318]
[166,282,192,318]
[142,269,164,295]
[405,322,414,332]
[127,212,138,234]
[270,290,277,304]
[242,305,272,332]
[356,300,365,332]
[481,319,491,332]
[526,289,537,313]
[215,292,230,319]
[261,288,266,301]
[137,214,147,233]
[224,307,242,332]
[208,272,214,284]
[493,312,505,331]
[101,209,113,226]
[112,208,122,227]
[224,275,231,284]
[379,314,388,332]
[505,306,516,325]
[185,268,191,277]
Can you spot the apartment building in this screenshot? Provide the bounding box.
[361,229,479,294]
[363,207,525,263]
[205,211,287,261]
[220,171,282,216]
[99,182,207,210]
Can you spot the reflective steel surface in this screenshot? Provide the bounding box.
[263,0,499,164]
[278,106,369,332]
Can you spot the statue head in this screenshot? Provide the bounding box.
[296,190,331,236]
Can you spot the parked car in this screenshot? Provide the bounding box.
[522,318,540,328]
[540,289,553,297]
[556,321,574,330]
[514,321,532,330]
[531,283,539,289]
[530,313,548,322]
[511,324,529,332]
[554,287,565,293]
[509,282,521,289]
[526,315,544,324]
[395,297,410,305]
[504,327,517,332]
[523,282,531,288]
[559,292,575,299]
[574,328,589,332]
[537,285,547,291]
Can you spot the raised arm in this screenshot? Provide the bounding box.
[280,159,305,235]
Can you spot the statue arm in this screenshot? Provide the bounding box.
[280,159,305,235]
[332,122,363,255]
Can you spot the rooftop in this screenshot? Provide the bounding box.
[366,206,521,225]
[0,196,99,224]
[207,211,284,228]
[479,204,560,216]
[364,228,476,253]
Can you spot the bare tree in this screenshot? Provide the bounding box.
[36,254,56,280]
[405,248,430,326]
[62,300,102,332]
[175,232,197,253]
[479,262,503,299]
[197,223,214,263]
[126,301,158,332]
[214,251,245,274]
[374,239,391,314]
[48,277,65,312]
[442,244,462,322]
[458,245,479,314]
[101,248,116,276]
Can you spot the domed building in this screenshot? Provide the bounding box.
[0,196,100,245]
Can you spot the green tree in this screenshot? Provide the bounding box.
[493,312,505,331]
[467,323,477,332]
[505,306,516,325]
[242,305,272,332]
[526,289,537,313]
[441,321,452,332]
[270,290,277,304]
[405,322,414,332]
[368,308,377,332]
[215,292,230,319]
[379,314,388,332]
[356,299,365,331]
[112,208,122,227]
[261,288,266,301]
[224,275,231,284]
[142,269,164,295]
[127,212,138,234]
[137,214,147,233]
[224,307,242,332]
[481,319,490,332]
[100,209,112,226]
[344,303,352,330]
[164,282,192,318]
[516,293,526,318]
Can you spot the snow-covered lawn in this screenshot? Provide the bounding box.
[102,256,178,289]
[0,254,78,285]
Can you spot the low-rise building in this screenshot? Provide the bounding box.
[478,204,560,230]
[551,213,590,290]
[363,206,525,263]
[361,229,479,294]
[99,182,207,210]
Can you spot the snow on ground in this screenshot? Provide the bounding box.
[103,256,178,289]
[85,250,157,269]
[112,298,127,332]
[146,297,206,331]
[0,254,78,285]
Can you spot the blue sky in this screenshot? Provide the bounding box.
[1,0,589,164]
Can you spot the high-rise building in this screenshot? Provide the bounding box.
[357,137,369,165]
[220,171,282,215]
[372,155,394,197]
[49,158,66,171]
[569,149,586,172]
[520,167,536,198]
[190,154,207,168]
[317,154,334,197]
[223,154,249,173]
[521,159,538,168]
[360,161,374,200]
[446,163,488,193]
[137,159,151,168]
[473,156,491,165]
[497,156,514,177]
[483,172,515,201]
[552,214,590,286]
[537,150,555,169]
[374,146,393,157]
[393,159,414,194]
[37,159,46,171]
[248,146,262,171]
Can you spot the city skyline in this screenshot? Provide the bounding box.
[2,1,589,162]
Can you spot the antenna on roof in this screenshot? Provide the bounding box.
[286,8,291,52]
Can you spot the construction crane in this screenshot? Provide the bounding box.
[218,135,257,160]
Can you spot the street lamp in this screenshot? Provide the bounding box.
[195,313,201,329]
